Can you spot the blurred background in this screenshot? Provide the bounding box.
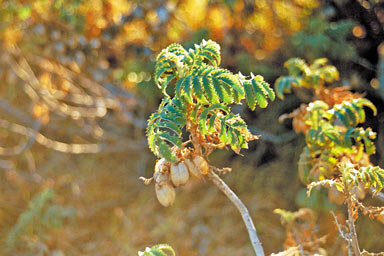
[0,0,383,255]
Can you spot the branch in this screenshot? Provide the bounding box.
[331,211,353,255]
[347,199,361,256]
[0,118,146,154]
[207,169,265,256]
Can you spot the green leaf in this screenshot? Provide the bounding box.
[285,58,309,76]
[354,98,377,116]
[192,76,209,104]
[243,81,256,110]
[155,64,174,85]
[343,103,358,126]
[183,76,193,103]
[202,76,219,104]
[146,98,186,161]
[198,104,228,135]
[260,78,275,101]
[228,128,238,147]
[198,108,211,134]
[208,114,217,133]
[323,128,340,144]
[157,121,181,134]
[274,76,298,99]
[252,79,268,108]
[158,131,182,148]
[149,249,167,256]
[217,75,244,98]
[157,139,177,163]
[152,244,176,256]
[363,135,375,155]
[310,58,328,69]
[160,74,176,96]
[334,109,351,127]
[175,77,186,98]
[350,101,365,122]
[353,166,384,192]
[344,128,355,148]
[190,106,199,123]
[219,120,227,143]
[319,66,339,82]
[212,77,232,104]
[200,39,221,66]
[275,58,339,95]
[199,52,217,67]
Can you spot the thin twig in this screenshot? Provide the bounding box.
[292,229,305,256]
[331,211,349,241]
[0,118,146,154]
[347,199,361,256]
[331,211,352,255]
[207,169,264,256]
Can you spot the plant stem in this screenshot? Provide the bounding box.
[208,169,265,256]
[347,199,361,256]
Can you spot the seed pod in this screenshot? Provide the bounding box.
[155,183,175,207]
[184,159,201,178]
[155,158,167,173]
[170,163,189,187]
[192,155,209,175]
[154,170,170,185]
[154,158,170,185]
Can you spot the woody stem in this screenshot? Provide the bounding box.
[208,169,265,256]
[347,197,361,256]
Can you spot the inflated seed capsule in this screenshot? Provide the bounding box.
[170,162,189,187]
[155,183,176,207]
[154,158,170,185]
[192,155,209,175]
[184,158,201,178]
[155,158,166,172]
[154,170,170,185]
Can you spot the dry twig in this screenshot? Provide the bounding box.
[208,169,264,256]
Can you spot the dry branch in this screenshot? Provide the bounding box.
[208,169,265,256]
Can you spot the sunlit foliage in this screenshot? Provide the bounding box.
[274,58,339,99]
[276,57,384,255]
[147,40,274,162]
